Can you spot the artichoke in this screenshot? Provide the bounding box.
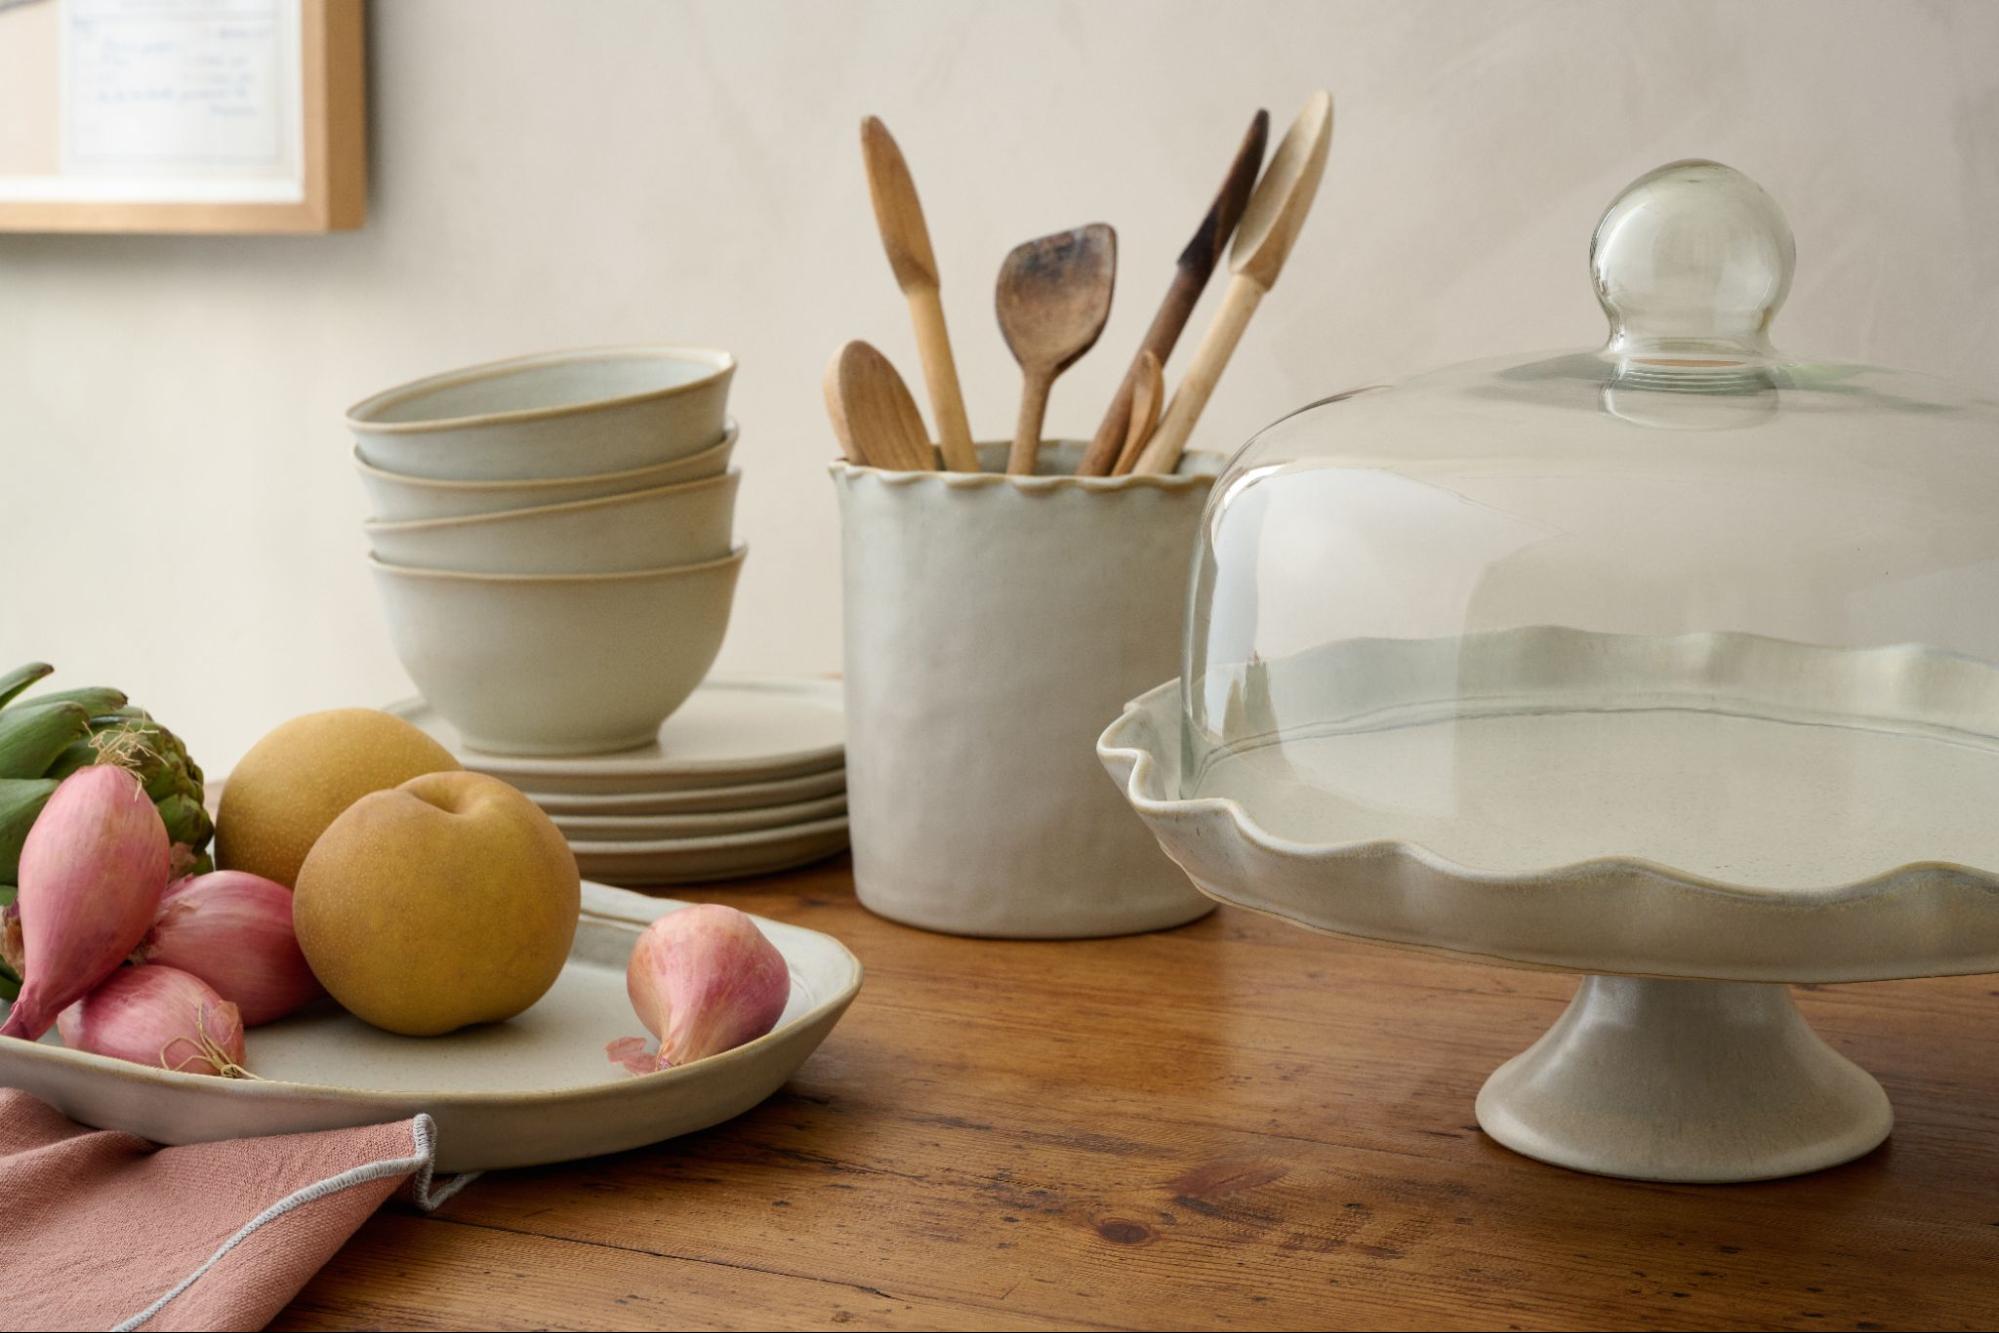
[0,664,214,996]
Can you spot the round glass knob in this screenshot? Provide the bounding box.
[1591,159,1794,361]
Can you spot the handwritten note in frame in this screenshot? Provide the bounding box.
[0,0,363,233]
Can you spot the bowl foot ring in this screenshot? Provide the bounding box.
[1475,975,1892,1183]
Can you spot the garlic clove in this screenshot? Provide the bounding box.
[136,871,322,1026]
[57,964,247,1077]
[617,904,790,1073]
[0,767,170,1042]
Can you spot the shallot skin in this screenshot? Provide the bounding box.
[138,871,322,1026]
[617,904,790,1072]
[0,767,170,1041]
[57,964,246,1076]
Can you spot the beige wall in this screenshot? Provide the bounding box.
[4,0,1996,771]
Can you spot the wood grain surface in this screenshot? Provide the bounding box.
[272,858,1999,1331]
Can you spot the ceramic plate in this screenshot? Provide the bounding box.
[0,884,861,1172]
[571,817,850,886]
[528,767,845,817]
[552,794,848,843]
[387,676,844,794]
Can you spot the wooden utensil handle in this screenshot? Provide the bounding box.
[1077,373,1136,478]
[908,290,981,472]
[1134,272,1266,476]
[1077,266,1208,477]
[1009,374,1052,475]
[1110,351,1164,476]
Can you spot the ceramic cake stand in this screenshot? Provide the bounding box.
[1098,632,1999,1184]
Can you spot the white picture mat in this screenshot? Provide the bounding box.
[0,0,304,204]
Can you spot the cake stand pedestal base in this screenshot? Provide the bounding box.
[1475,975,1892,1183]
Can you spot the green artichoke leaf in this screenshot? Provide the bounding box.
[23,686,129,718]
[0,664,54,711]
[0,702,91,781]
[0,778,58,883]
[153,792,214,853]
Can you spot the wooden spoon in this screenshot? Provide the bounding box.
[822,341,937,472]
[1077,109,1269,477]
[860,117,981,472]
[1135,91,1334,476]
[1110,350,1164,476]
[995,223,1117,475]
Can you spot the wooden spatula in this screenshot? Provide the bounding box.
[1135,91,1334,476]
[1077,109,1269,477]
[995,223,1117,475]
[823,341,938,472]
[860,117,981,473]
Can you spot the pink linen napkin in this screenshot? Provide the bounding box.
[0,1089,470,1331]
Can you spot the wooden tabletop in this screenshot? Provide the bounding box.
[273,859,1999,1331]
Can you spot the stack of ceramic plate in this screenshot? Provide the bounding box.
[386,677,846,886]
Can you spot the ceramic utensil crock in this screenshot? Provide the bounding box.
[832,441,1220,938]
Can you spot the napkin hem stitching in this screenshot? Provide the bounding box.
[113,1114,448,1332]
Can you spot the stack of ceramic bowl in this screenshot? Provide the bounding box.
[348,345,849,883]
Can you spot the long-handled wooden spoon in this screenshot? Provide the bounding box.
[995,223,1117,475]
[1110,350,1164,476]
[1076,109,1268,477]
[1134,91,1334,476]
[823,341,938,472]
[860,117,981,473]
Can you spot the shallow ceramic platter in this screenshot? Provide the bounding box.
[572,817,850,887]
[529,767,845,817]
[1116,628,1999,983]
[0,884,860,1173]
[552,793,848,843]
[387,675,844,795]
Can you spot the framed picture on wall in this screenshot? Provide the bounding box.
[0,0,364,233]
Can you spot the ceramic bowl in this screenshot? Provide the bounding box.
[354,422,738,521]
[369,547,745,756]
[347,344,735,482]
[365,469,739,575]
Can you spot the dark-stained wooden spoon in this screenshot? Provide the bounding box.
[995,223,1117,475]
[1077,109,1268,477]
[823,341,937,472]
[1137,91,1334,476]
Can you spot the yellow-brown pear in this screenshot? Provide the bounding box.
[216,709,460,890]
[293,770,579,1036]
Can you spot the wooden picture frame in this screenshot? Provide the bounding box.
[0,0,364,234]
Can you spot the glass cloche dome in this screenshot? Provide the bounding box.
[1182,159,1999,891]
